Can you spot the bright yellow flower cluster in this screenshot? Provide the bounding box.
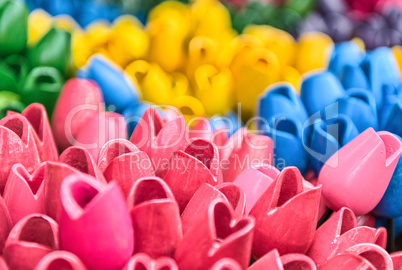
[28,0,338,120]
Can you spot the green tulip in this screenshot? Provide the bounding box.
[0,91,25,119]
[27,27,71,74]
[0,54,30,93]
[286,0,316,18]
[21,66,64,116]
[0,0,28,57]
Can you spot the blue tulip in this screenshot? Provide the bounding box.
[361,47,401,108]
[309,115,359,176]
[384,102,402,138]
[379,84,402,129]
[258,83,308,126]
[76,0,121,27]
[323,88,378,133]
[262,116,308,174]
[328,41,363,77]
[301,71,346,116]
[374,135,402,218]
[43,0,78,17]
[340,64,369,90]
[76,55,140,113]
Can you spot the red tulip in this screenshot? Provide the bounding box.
[9,103,58,162]
[0,114,41,194]
[59,146,106,183]
[163,138,222,212]
[59,174,134,270]
[98,139,154,197]
[130,107,186,176]
[51,78,104,150]
[174,198,255,270]
[3,214,58,270]
[307,207,386,266]
[127,176,182,258]
[3,163,46,224]
[222,128,273,182]
[250,167,321,257]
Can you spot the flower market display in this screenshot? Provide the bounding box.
[0,0,401,269]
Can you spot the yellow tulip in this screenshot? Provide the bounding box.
[126,60,189,105]
[28,9,52,46]
[147,1,191,72]
[217,34,264,68]
[295,32,333,74]
[85,21,111,48]
[281,66,302,93]
[194,65,233,115]
[171,95,207,122]
[187,35,218,79]
[231,47,280,120]
[109,15,149,67]
[171,72,189,97]
[243,25,296,68]
[71,30,93,69]
[191,0,236,47]
[126,60,173,104]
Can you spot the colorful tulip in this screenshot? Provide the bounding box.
[295,32,333,74]
[222,128,273,182]
[13,103,58,162]
[318,128,402,215]
[3,163,46,225]
[309,115,359,176]
[3,214,58,270]
[233,163,279,214]
[307,207,387,266]
[0,54,30,93]
[27,27,71,74]
[43,161,89,222]
[0,0,28,57]
[0,113,41,194]
[181,182,246,235]
[262,117,308,174]
[98,139,154,197]
[174,198,255,270]
[130,107,186,176]
[21,67,64,116]
[73,111,127,161]
[300,71,345,116]
[77,55,140,113]
[127,176,182,258]
[258,83,308,126]
[59,174,134,270]
[59,146,106,183]
[51,78,104,150]
[250,167,321,257]
[0,91,25,119]
[163,138,222,212]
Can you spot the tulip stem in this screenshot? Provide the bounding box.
[387,218,395,253]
